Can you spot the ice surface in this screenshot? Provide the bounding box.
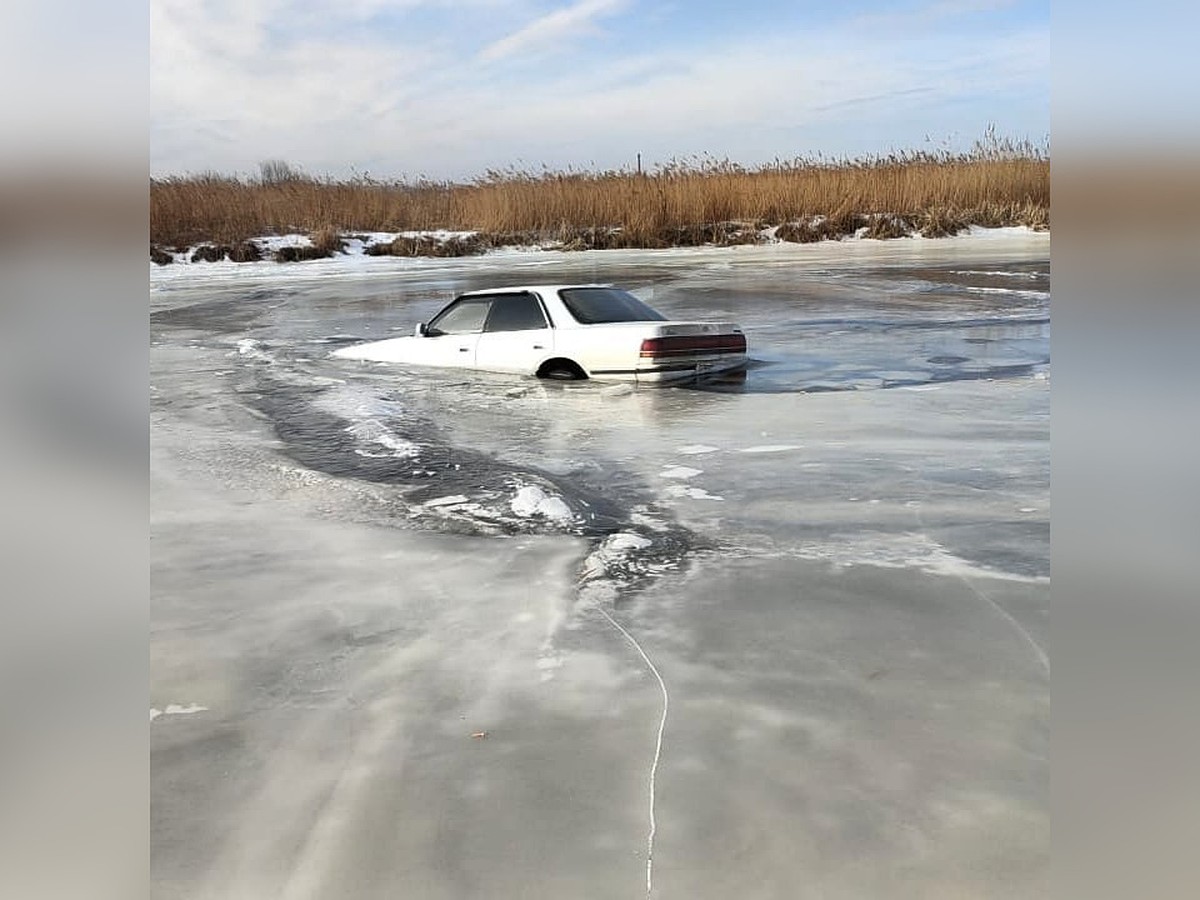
[664,485,725,501]
[152,232,1048,898]
[659,465,702,479]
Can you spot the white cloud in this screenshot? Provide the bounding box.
[478,0,628,63]
[149,1,1047,178]
[449,31,1045,145]
[151,0,450,173]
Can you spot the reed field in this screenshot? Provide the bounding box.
[150,132,1048,258]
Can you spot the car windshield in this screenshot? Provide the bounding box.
[558,288,667,324]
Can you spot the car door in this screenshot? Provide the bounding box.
[416,297,491,368]
[473,293,553,374]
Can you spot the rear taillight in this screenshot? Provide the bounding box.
[639,333,746,358]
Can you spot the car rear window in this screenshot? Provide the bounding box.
[484,294,548,332]
[558,288,667,324]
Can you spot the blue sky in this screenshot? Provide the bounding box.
[150,0,1048,179]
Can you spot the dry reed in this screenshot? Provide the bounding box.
[151,133,1048,249]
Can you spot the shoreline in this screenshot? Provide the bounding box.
[150,225,1049,287]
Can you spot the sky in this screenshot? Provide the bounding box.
[150,0,1049,180]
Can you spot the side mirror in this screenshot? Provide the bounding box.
[415,322,427,337]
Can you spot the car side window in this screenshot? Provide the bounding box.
[427,299,491,335]
[483,294,548,333]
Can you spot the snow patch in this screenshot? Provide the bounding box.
[739,444,802,454]
[606,532,653,553]
[580,531,656,584]
[677,444,720,455]
[951,270,1043,279]
[150,703,208,722]
[665,485,724,501]
[963,285,1050,301]
[152,228,1048,288]
[510,485,575,524]
[423,494,470,508]
[234,338,274,363]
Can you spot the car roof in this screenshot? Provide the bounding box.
[458,284,612,298]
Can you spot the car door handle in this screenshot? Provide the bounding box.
[533,344,545,349]
[459,347,470,352]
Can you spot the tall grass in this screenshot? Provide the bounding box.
[150,133,1048,248]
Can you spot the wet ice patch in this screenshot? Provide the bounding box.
[660,465,702,480]
[535,655,564,682]
[795,532,1047,583]
[345,419,419,459]
[510,485,575,525]
[629,508,670,532]
[313,384,406,420]
[599,384,635,398]
[678,444,720,456]
[739,445,802,454]
[311,384,423,461]
[150,703,208,722]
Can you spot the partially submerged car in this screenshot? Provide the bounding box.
[332,284,747,383]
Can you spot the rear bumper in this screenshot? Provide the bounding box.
[589,355,748,383]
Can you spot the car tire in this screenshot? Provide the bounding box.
[538,361,586,381]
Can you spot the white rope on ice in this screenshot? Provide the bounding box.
[595,605,669,898]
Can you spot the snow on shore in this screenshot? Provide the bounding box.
[150,226,1048,288]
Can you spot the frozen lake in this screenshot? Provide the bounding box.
[151,234,1049,899]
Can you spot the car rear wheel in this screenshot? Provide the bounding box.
[537,360,587,381]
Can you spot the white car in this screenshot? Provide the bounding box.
[332,284,747,383]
